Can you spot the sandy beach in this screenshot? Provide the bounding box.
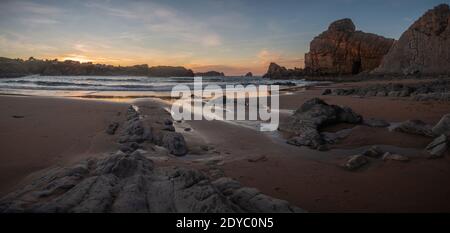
[1,78,449,212]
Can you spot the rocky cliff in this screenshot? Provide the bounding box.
[374,4,450,75]
[194,71,225,77]
[0,57,195,78]
[262,62,304,79]
[304,18,395,75]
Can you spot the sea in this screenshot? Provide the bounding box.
[0,75,318,98]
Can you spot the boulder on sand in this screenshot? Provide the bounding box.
[390,120,435,137]
[343,154,369,171]
[426,134,448,159]
[280,98,362,149]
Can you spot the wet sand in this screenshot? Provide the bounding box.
[0,95,128,195]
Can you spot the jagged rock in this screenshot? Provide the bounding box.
[262,63,304,79]
[363,118,390,127]
[343,155,369,171]
[280,98,362,149]
[321,128,353,144]
[362,146,383,158]
[374,4,450,75]
[390,120,435,137]
[304,18,394,75]
[244,72,253,77]
[426,134,448,158]
[382,152,410,162]
[155,132,188,156]
[432,114,450,136]
[106,122,119,135]
[0,151,304,213]
[322,89,332,95]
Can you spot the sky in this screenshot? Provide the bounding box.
[0,0,447,75]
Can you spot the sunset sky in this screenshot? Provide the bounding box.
[0,0,446,75]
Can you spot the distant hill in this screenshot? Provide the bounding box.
[194,71,225,77]
[0,57,194,78]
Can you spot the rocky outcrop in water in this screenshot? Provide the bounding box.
[304,18,394,75]
[244,72,253,77]
[262,62,304,79]
[194,71,225,77]
[279,98,362,149]
[0,57,195,78]
[374,4,450,75]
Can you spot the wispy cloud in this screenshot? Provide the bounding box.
[86,1,223,47]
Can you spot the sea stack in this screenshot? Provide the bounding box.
[304,18,394,75]
[374,4,450,75]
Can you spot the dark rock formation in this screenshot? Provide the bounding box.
[327,79,450,101]
[304,18,394,75]
[119,105,188,156]
[390,120,435,137]
[148,66,194,77]
[432,114,450,136]
[382,152,409,162]
[279,98,362,149]
[0,150,304,213]
[426,134,448,158]
[194,71,225,77]
[0,57,195,78]
[262,62,304,79]
[343,154,369,171]
[244,72,253,77]
[374,4,450,75]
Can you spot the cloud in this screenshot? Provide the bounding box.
[1,1,63,25]
[86,1,223,47]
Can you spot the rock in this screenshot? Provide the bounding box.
[194,71,225,77]
[305,18,394,75]
[426,134,448,158]
[432,114,450,136]
[391,120,435,137]
[244,72,253,77]
[362,146,383,158]
[184,127,192,132]
[363,118,390,127]
[0,56,195,77]
[343,155,369,171]
[374,4,450,75]
[322,89,332,95]
[382,152,410,162]
[262,62,304,79]
[280,98,362,149]
[106,122,119,135]
[119,142,141,153]
[0,151,304,213]
[247,155,268,163]
[155,132,188,156]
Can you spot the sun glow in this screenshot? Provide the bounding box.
[61,55,93,63]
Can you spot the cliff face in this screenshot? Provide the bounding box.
[0,57,195,77]
[262,63,304,79]
[305,18,395,75]
[374,4,450,75]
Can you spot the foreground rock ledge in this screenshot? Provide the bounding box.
[0,150,304,213]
